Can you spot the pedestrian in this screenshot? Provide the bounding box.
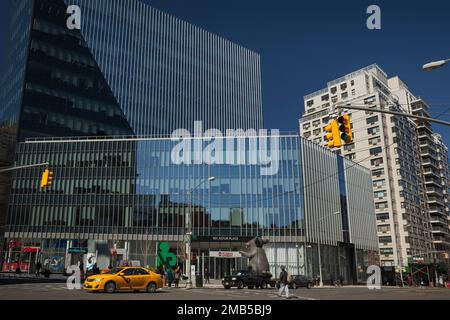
[231,267,235,275]
[278,266,289,298]
[161,264,167,286]
[339,275,344,287]
[204,267,210,284]
[35,261,42,277]
[167,267,174,288]
[79,261,84,280]
[92,263,99,275]
[174,265,181,288]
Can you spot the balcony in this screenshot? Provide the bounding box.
[427,197,445,206]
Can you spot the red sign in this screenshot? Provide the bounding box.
[23,247,40,253]
[218,252,234,258]
[8,241,20,249]
[2,262,30,272]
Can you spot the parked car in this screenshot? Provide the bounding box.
[222,270,273,289]
[276,274,313,289]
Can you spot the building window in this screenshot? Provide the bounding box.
[312,120,321,127]
[380,248,393,255]
[321,94,329,101]
[302,123,310,130]
[373,179,386,188]
[313,128,321,136]
[341,92,348,99]
[340,83,347,91]
[345,153,356,160]
[303,132,311,139]
[375,202,388,210]
[376,213,389,221]
[378,224,391,232]
[366,116,379,125]
[367,126,379,135]
[344,143,355,151]
[372,169,384,177]
[379,236,392,244]
[351,89,356,96]
[330,87,337,94]
[351,80,355,86]
[369,137,381,145]
[371,158,384,166]
[307,100,314,107]
[374,191,387,199]
[370,147,382,156]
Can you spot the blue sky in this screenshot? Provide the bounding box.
[1,0,449,146]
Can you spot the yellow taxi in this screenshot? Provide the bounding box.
[83,266,163,293]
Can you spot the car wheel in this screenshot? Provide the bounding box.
[104,282,116,294]
[292,282,297,289]
[261,281,268,289]
[147,282,157,293]
[237,281,244,289]
[224,286,231,289]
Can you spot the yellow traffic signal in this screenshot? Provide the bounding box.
[40,168,54,189]
[324,119,342,148]
[337,114,353,144]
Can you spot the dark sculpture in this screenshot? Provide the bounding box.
[240,236,271,275]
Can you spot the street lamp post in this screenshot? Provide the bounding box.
[185,176,215,289]
[423,59,450,72]
[316,211,340,287]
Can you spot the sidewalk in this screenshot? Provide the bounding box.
[0,272,67,284]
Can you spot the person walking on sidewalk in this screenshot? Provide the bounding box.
[278,266,289,298]
[174,265,181,288]
[35,261,42,277]
[204,268,210,284]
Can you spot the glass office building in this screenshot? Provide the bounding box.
[0,0,263,266]
[3,135,378,283]
[1,0,263,140]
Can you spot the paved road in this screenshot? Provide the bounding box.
[1,283,450,300]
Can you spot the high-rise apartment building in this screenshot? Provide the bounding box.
[411,97,450,254]
[299,64,447,279]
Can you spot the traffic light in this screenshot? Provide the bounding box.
[40,168,54,189]
[324,119,342,148]
[337,114,353,144]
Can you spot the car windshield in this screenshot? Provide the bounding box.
[105,267,123,275]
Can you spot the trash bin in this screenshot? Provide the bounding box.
[195,274,203,288]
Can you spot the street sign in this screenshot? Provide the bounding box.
[68,247,87,254]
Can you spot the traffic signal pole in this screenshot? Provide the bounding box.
[335,105,450,126]
[0,162,49,173]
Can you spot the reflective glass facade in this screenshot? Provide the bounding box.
[2,0,263,140]
[3,135,378,282]
[7,135,304,238]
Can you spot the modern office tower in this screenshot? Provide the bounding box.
[1,0,263,140]
[300,64,440,282]
[3,134,378,284]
